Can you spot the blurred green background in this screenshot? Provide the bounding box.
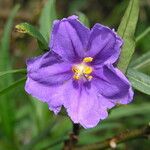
[0,0,150,150]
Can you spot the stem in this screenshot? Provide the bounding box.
[63,123,80,150]
[75,125,150,150]
[73,123,80,138]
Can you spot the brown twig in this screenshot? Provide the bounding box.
[63,123,80,150]
[75,124,150,150]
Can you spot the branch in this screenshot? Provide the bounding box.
[75,124,150,150]
[63,123,80,150]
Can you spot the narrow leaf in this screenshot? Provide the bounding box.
[130,51,150,70]
[0,5,20,70]
[117,0,139,73]
[109,102,150,120]
[15,23,48,50]
[127,69,150,95]
[0,69,26,78]
[0,4,20,141]
[136,27,150,43]
[39,0,57,42]
[0,77,26,97]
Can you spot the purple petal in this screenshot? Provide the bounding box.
[50,15,90,62]
[27,51,72,86]
[92,64,134,105]
[86,23,123,65]
[63,80,109,128]
[25,51,73,114]
[25,78,67,114]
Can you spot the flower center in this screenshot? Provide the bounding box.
[72,57,93,81]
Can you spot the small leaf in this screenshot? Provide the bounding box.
[15,23,48,50]
[127,69,150,95]
[117,0,139,73]
[130,51,150,70]
[39,0,57,42]
[77,12,90,27]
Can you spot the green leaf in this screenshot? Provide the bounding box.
[136,27,150,43]
[39,0,57,42]
[0,5,20,70]
[0,77,26,97]
[0,4,20,142]
[117,0,139,73]
[109,102,150,120]
[127,69,150,95]
[77,12,90,27]
[68,0,88,14]
[0,69,26,78]
[15,23,48,50]
[130,51,150,70]
[103,1,128,26]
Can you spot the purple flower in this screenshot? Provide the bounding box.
[25,15,133,128]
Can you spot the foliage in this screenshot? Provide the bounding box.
[117,0,139,73]
[0,0,150,150]
[0,5,20,148]
[15,23,48,50]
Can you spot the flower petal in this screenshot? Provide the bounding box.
[92,64,134,105]
[86,23,123,65]
[50,15,90,62]
[25,51,73,114]
[27,51,72,86]
[25,78,66,114]
[63,80,109,128]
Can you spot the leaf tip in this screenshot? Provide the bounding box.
[15,24,27,33]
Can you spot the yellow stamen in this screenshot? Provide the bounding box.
[83,57,93,63]
[73,74,80,80]
[72,66,81,74]
[83,66,93,74]
[72,57,93,81]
